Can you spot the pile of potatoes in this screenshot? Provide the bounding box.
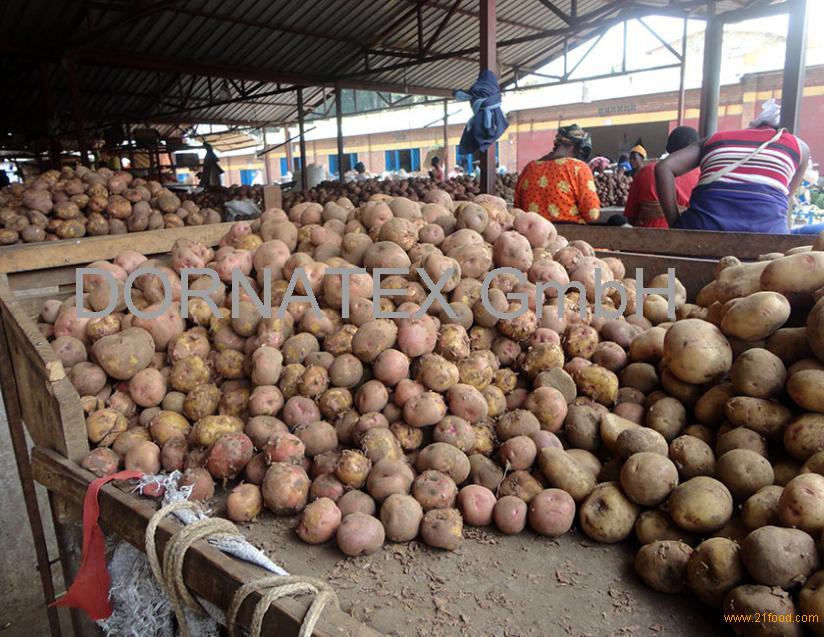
[0,166,222,244]
[45,187,824,636]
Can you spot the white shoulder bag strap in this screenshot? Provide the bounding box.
[702,128,786,185]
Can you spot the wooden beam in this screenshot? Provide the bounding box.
[31,447,385,637]
[555,226,814,260]
[780,0,808,132]
[0,222,235,275]
[335,89,345,182]
[297,88,308,191]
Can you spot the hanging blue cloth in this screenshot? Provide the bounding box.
[454,69,508,155]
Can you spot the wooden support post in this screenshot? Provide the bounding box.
[442,99,449,174]
[335,88,345,181]
[479,0,496,195]
[0,317,64,637]
[297,88,308,191]
[126,123,136,170]
[677,17,688,127]
[698,4,723,137]
[284,126,294,183]
[780,0,808,132]
[64,57,90,168]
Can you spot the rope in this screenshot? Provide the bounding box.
[145,500,239,637]
[226,575,340,637]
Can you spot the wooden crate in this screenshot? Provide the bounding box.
[556,226,815,301]
[0,223,380,637]
[3,226,813,637]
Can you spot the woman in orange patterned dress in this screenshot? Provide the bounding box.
[514,125,601,224]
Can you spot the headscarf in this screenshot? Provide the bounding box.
[630,144,647,159]
[557,124,592,151]
[750,98,782,128]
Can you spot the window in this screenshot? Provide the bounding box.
[455,143,499,172]
[329,153,358,177]
[384,148,421,172]
[240,168,261,185]
[279,157,304,177]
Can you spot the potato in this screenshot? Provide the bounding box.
[730,348,787,399]
[296,497,342,544]
[669,435,716,479]
[599,413,641,454]
[799,571,824,637]
[741,526,819,589]
[528,488,575,537]
[70,362,107,395]
[620,453,679,506]
[725,397,792,439]
[412,469,457,511]
[524,386,567,432]
[415,443,470,483]
[686,537,744,607]
[721,292,791,341]
[645,397,687,442]
[149,410,190,445]
[723,585,802,637]
[629,327,667,363]
[86,408,128,446]
[788,370,824,414]
[635,510,694,545]
[468,454,504,491]
[205,432,254,480]
[262,462,310,515]
[742,485,783,530]
[498,435,537,471]
[336,512,385,556]
[694,383,736,426]
[226,483,263,523]
[716,449,775,501]
[81,447,120,477]
[616,427,669,458]
[717,427,768,458]
[761,252,824,295]
[129,367,166,408]
[538,447,596,502]
[189,415,243,447]
[572,364,618,405]
[663,319,732,384]
[365,457,414,502]
[668,477,733,533]
[420,508,462,551]
[403,391,447,428]
[380,493,423,542]
[125,440,161,474]
[635,540,693,593]
[432,416,475,453]
[778,473,824,534]
[334,449,371,488]
[579,482,639,544]
[619,362,659,394]
[51,335,87,368]
[783,414,824,460]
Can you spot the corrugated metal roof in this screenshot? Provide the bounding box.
[0,0,782,143]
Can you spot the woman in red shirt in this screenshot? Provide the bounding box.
[515,124,601,224]
[624,126,699,228]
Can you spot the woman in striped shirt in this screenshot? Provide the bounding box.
[655,102,809,233]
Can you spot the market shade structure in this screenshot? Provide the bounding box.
[0,0,807,189]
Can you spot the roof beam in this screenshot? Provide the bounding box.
[537,1,574,25]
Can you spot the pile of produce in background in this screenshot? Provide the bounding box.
[180,184,263,211]
[0,167,222,245]
[283,174,519,209]
[47,188,824,635]
[595,172,632,207]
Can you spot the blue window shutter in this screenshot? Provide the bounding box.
[280,158,288,175]
[411,148,420,171]
[329,154,338,176]
[384,150,393,171]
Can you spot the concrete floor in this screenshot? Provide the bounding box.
[0,400,64,637]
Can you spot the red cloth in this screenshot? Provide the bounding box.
[52,470,143,620]
[624,163,699,228]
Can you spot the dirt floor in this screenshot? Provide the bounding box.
[237,512,727,637]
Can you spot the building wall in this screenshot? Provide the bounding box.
[216,66,824,186]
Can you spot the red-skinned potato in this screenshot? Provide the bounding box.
[336,512,385,556]
[457,484,496,526]
[296,497,342,544]
[226,483,263,523]
[262,462,311,515]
